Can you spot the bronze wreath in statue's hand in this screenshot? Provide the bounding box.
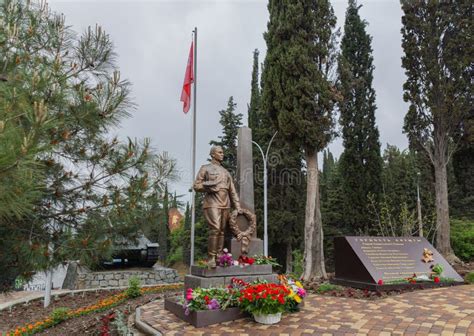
[229,208,256,240]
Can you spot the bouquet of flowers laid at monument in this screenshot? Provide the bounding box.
[237,282,290,324]
[182,287,238,315]
[217,248,235,267]
[382,264,454,285]
[278,274,307,312]
[253,255,280,266]
[237,255,255,265]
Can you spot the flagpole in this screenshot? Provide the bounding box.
[190,27,197,267]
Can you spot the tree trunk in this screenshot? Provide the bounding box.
[434,159,458,263]
[301,148,327,281]
[44,269,53,308]
[286,242,293,274]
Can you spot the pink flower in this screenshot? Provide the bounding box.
[186,288,193,301]
[297,288,306,298]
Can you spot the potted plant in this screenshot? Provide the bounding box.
[237,283,290,324]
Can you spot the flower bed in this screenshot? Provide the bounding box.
[5,283,183,336]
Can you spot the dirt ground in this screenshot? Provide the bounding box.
[0,289,182,335]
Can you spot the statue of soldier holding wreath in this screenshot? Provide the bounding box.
[193,146,242,268]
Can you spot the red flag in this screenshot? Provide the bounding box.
[180,42,194,113]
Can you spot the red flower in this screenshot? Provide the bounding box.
[377,279,383,285]
[434,277,440,283]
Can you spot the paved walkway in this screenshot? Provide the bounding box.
[0,290,70,310]
[139,285,473,335]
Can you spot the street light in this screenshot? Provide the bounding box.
[417,172,423,237]
[252,131,278,257]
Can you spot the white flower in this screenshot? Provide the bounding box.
[233,260,239,266]
[223,248,228,253]
[228,253,232,257]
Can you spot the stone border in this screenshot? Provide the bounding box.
[135,307,162,336]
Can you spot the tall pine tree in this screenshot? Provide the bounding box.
[262,0,339,280]
[401,0,472,261]
[337,0,382,233]
[210,96,243,178]
[0,1,175,290]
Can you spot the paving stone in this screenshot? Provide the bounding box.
[138,285,474,335]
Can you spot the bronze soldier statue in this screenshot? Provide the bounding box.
[193,145,241,268]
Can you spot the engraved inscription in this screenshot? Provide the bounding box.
[356,238,426,280]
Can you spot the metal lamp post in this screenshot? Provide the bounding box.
[252,131,278,257]
[417,172,423,237]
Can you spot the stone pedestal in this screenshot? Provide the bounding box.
[184,264,276,291]
[229,238,263,257]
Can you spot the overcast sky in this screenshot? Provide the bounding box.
[48,0,409,201]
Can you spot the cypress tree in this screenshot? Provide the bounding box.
[320,150,345,270]
[248,49,261,130]
[320,149,335,206]
[247,48,305,273]
[401,0,471,260]
[182,202,191,266]
[262,0,339,280]
[171,192,178,209]
[338,0,382,232]
[451,112,474,219]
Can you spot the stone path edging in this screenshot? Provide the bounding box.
[135,307,162,336]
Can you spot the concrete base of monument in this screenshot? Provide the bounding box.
[190,264,272,277]
[185,273,278,290]
[228,238,263,256]
[164,297,247,328]
[331,277,465,291]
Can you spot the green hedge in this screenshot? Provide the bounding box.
[451,218,474,262]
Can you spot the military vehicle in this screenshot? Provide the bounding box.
[105,234,159,268]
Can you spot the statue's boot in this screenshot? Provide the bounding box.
[217,233,225,255]
[207,235,218,269]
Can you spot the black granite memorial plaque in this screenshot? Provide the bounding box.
[332,236,464,290]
